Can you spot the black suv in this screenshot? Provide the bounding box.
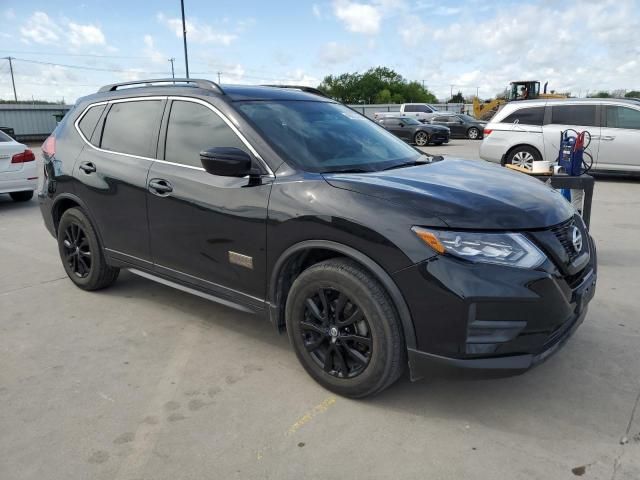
[39,79,597,398]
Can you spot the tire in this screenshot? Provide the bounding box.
[57,207,119,291]
[505,146,541,170]
[285,258,405,398]
[414,131,429,146]
[467,127,480,140]
[10,191,33,202]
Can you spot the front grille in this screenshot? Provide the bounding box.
[550,217,583,263]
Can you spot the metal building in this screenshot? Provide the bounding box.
[0,104,73,142]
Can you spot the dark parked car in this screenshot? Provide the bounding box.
[378,116,450,146]
[430,113,486,139]
[39,79,597,398]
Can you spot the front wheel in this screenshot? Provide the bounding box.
[285,259,405,398]
[57,207,119,291]
[414,131,429,146]
[467,127,480,140]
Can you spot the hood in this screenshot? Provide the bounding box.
[323,159,574,230]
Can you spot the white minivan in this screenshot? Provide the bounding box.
[480,98,640,174]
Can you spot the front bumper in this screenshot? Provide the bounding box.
[430,132,450,144]
[394,234,597,380]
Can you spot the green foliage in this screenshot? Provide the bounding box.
[625,90,640,98]
[318,67,437,104]
[588,91,612,98]
[451,90,465,103]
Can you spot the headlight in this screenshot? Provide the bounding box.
[412,227,546,269]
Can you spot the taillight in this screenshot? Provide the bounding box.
[483,129,493,136]
[42,135,56,158]
[11,149,36,164]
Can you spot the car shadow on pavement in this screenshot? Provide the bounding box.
[0,195,37,209]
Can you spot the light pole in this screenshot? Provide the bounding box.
[4,57,17,101]
[168,58,175,79]
[180,0,189,78]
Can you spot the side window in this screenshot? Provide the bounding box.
[77,104,106,144]
[101,100,162,157]
[164,100,248,168]
[606,106,640,130]
[550,105,597,127]
[433,116,447,122]
[414,105,430,113]
[404,105,416,112]
[501,107,544,126]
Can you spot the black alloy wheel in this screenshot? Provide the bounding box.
[300,287,372,379]
[62,222,92,278]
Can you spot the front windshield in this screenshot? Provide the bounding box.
[400,117,421,125]
[236,100,423,173]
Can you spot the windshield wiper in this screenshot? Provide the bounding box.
[382,158,431,171]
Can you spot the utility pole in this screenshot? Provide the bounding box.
[476,86,479,98]
[449,84,454,102]
[4,57,17,101]
[180,0,189,78]
[168,58,175,79]
[217,71,221,84]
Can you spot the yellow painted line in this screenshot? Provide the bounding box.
[285,396,337,436]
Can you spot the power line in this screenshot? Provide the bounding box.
[11,57,169,75]
[0,49,150,59]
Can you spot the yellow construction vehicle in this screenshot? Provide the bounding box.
[473,80,569,120]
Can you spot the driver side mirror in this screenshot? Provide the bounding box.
[200,147,252,177]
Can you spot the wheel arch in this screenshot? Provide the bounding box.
[268,240,417,350]
[51,193,104,245]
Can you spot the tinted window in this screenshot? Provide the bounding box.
[605,106,640,130]
[433,116,449,122]
[78,104,106,144]
[501,107,544,125]
[237,101,423,173]
[165,101,248,168]
[0,130,12,142]
[550,105,597,126]
[404,105,416,112]
[101,101,162,157]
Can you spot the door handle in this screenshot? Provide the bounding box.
[79,161,96,174]
[601,136,615,141]
[148,178,173,196]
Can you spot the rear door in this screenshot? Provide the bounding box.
[73,97,165,265]
[597,104,640,172]
[433,115,463,136]
[542,104,600,165]
[146,97,272,304]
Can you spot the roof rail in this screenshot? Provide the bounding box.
[261,85,329,98]
[98,78,224,94]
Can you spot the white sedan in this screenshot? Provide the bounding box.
[0,130,37,202]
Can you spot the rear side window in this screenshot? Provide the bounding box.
[550,105,597,126]
[605,106,640,130]
[0,130,12,142]
[100,100,162,157]
[164,100,248,168]
[501,107,544,126]
[404,105,416,112]
[77,104,106,143]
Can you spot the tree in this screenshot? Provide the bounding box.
[318,67,437,104]
[588,91,612,98]
[625,90,640,98]
[450,90,465,103]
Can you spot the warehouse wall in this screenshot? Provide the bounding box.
[0,104,73,141]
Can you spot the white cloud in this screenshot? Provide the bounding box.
[333,1,382,34]
[157,12,238,45]
[312,4,323,18]
[68,22,106,47]
[319,41,355,65]
[20,12,61,44]
[143,35,165,64]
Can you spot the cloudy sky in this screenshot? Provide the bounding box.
[1,0,639,103]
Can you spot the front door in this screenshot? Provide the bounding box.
[597,104,640,172]
[146,98,272,303]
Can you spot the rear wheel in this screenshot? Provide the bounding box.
[467,127,480,140]
[285,259,405,398]
[57,208,119,291]
[10,191,33,202]
[505,146,541,170]
[414,131,429,146]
